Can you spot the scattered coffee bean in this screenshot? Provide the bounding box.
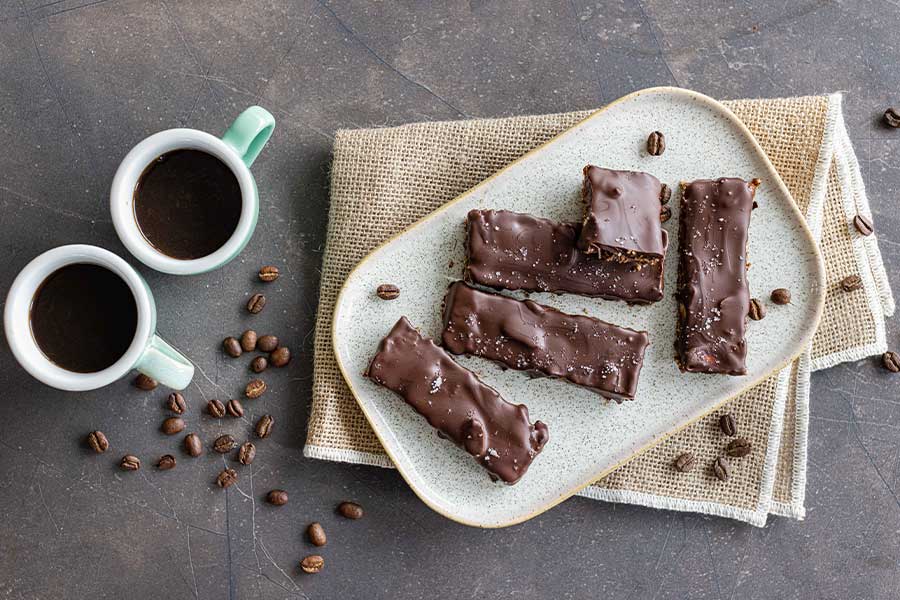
[771,288,791,305]
[748,298,765,321]
[713,456,731,481]
[307,522,327,547]
[884,107,900,128]
[156,454,176,470]
[226,399,244,418]
[245,379,267,399]
[338,501,364,520]
[840,274,863,292]
[647,130,666,156]
[300,555,324,574]
[673,452,695,473]
[659,206,672,223]
[207,399,226,418]
[258,265,280,282]
[87,430,109,454]
[251,356,268,373]
[214,434,236,454]
[120,455,141,471]
[247,293,266,314]
[238,442,256,465]
[267,489,289,506]
[882,351,900,373]
[223,337,242,358]
[134,374,157,391]
[166,392,186,415]
[161,417,186,435]
[376,284,400,300]
[255,414,274,439]
[270,346,291,368]
[240,330,258,352]
[853,214,874,236]
[257,335,279,352]
[216,468,238,488]
[726,438,752,457]
[184,433,203,457]
[719,413,737,436]
[659,183,671,205]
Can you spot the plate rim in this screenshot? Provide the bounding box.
[330,86,827,528]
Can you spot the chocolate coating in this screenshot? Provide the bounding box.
[366,317,549,485]
[675,177,758,375]
[441,282,649,401]
[465,209,664,304]
[578,165,667,260]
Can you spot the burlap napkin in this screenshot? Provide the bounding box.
[304,93,894,526]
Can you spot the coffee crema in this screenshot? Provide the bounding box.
[30,264,138,373]
[133,149,242,260]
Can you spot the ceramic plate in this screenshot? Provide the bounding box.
[332,87,825,528]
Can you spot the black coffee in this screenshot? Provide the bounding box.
[133,149,242,260]
[30,264,138,373]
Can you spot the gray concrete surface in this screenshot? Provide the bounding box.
[1,1,899,598]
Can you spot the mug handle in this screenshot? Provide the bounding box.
[221,106,275,168]
[134,335,195,390]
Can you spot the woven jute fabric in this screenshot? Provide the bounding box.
[305,94,893,525]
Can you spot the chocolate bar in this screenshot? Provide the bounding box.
[578,165,668,262]
[464,209,664,304]
[675,177,759,375]
[366,317,549,484]
[441,282,649,401]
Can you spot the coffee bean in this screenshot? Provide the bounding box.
[87,430,109,453]
[245,379,267,399]
[713,456,731,481]
[207,399,226,418]
[853,214,874,236]
[300,555,324,574]
[673,452,695,473]
[270,347,291,368]
[659,183,671,205]
[214,434,236,454]
[771,288,791,305]
[166,392,186,415]
[156,454,176,470]
[257,335,279,352]
[840,274,863,292]
[251,356,268,373]
[719,413,737,436]
[120,455,141,471]
[247,293,266,314]
[216,468,238,488]
[223,337,242,358]
[134,374,157,391]
[258,265,280,282]
[748,298,765,321]
[226,399,244,418]
[238,441,256,465]
[882,351,900,373]
[659,206,672,223]
[255,414,274,439]
[338,501,364,520]
[647,131,666,156]
[376,284,400,300]
[161,417,186,435]
[266,489,288,506]
[726,438,752,457]
[184,433,203,457]
[884,107,900,128]
[240,330,258,352]
[307,522,327,547]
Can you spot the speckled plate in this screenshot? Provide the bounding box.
[332,87,825,528]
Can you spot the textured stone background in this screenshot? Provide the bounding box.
[1,1,899,599]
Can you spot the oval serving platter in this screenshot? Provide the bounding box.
[332,87,825,528]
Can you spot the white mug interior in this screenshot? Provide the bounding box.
[110,129,258,275]
[4,245,155,391]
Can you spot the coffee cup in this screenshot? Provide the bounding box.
[110,106,275,275]
[4,244,194,391]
